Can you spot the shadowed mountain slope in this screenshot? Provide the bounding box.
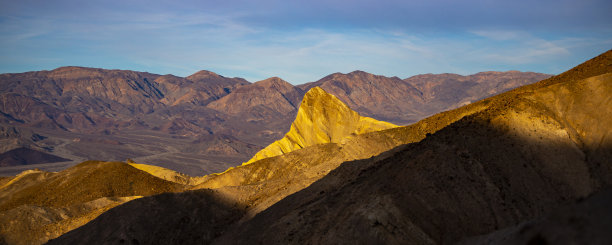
[47,189,244,245]
[213,50,612,244]
[0,55,581,244]
[0,160,187,244]
[243,87,397,164]
[0,161,185,212]
[458,189,612,245]
[0,196,142,245]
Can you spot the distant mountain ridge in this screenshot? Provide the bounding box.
[300,70,550,124]
[0,66,549,176]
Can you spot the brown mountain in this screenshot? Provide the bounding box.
[300,70,550,125]
[0,67,266,176]
[158,71,248,106]
[48,50,611,244]
[298,71,425,124]
[0,66,547,177]
[207,77,304,121]
[404,71,551,114]
[0,66,249,130]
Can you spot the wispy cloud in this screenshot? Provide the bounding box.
[471,30,525,41]
[1,0,611,83]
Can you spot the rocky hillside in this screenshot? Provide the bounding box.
[404,71,550,116]
[207,77,304,120]
[0,161,187,245]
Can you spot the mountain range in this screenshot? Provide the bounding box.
[0,67,549,176]
[0,50,609,244]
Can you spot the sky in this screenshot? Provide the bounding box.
[0,0,611,84]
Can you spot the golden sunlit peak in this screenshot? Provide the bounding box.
[243,86,397,165]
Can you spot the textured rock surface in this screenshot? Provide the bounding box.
[0,161,184,211]
[207,77,304,118]
[244,87,396,164]
[0,196,141,245]
[458,189,612,245]
[404,71,551,115]
[46,190,244,245]
[0,161,187,244]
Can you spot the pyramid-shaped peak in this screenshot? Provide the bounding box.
[243,86,397,164]
[347,70,368,75]
[252,77,295,90]
[300,86,351,113]
[256,77,289,85]
[187,70,221,79]
[304,86,330,99]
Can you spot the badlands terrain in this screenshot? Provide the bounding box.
[0,50,610,244]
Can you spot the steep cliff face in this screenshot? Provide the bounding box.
[244,87,397,164]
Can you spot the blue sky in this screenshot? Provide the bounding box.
[1,0,610,84]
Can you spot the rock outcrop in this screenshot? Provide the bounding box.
[244,86,397,164]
